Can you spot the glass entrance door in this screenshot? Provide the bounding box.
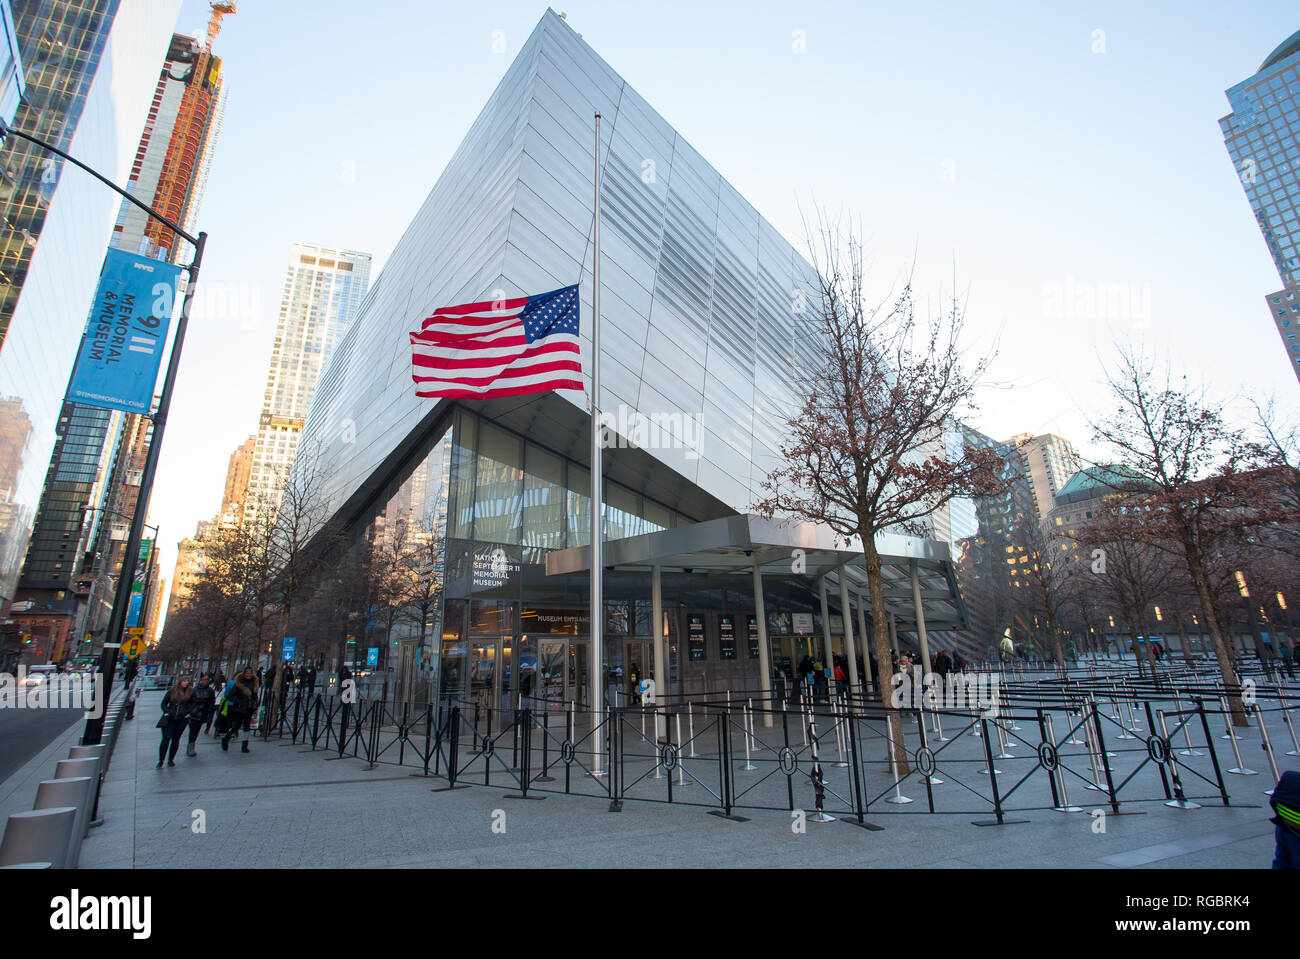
[539,641,567,706]
[535,638,590,708]
[468,637,516,713]
[469,641,495,707]
[623,639,652,703]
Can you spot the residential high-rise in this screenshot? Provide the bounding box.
[1006,432,1083,527]
[0,1,183,642]
[1220,30,1300,383]
[244,242,371,522]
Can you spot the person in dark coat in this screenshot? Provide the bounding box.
[222,666,259,754]
[1269,770,1300,869]
[301,662,317,698]
[157,679,194,768]
[185,674,217,757]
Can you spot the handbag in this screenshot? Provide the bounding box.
[156,714,168,728]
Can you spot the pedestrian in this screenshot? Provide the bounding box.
[302,661,317,698]
[209,670,227,732]
[185,673,217,757]
[519,663,534,709]
[222,666,259,754]
[157,678,194,768]
[1269,770,1300,869]
[124,672,142,720]
[281,663,294,701]
[935,650,952,678]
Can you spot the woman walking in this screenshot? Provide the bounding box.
[185,674,217,757]
[157,678,194,768]
[222,666,259,754]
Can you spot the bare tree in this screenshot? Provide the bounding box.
[1088,345,1261,723]
[755,219,1005,769]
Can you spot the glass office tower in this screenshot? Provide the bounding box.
[1221,30,1300,383]
[0,0,182,611]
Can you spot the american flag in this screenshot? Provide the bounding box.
[410,285,583,398]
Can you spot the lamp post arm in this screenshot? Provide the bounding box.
[0,119,197,246]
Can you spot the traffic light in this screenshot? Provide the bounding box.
[22,633,31,645]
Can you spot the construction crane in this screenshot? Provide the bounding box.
[208,3,237,49]
[144,2,236,257]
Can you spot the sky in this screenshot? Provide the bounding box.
[151,0,1299,612]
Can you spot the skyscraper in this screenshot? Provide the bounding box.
[245,242,371,521]
[0,0,183,615]
[8,9,232,662]
[1220,30,1300,383]
[1006,432,1083,527]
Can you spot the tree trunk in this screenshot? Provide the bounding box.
[1180,532,1247,726]
[863,538,909,776]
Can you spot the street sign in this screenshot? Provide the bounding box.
[282,637,296,661]
[366,647,378,667]
[121,636,146,659]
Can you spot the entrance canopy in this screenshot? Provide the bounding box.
[545,513,968,630]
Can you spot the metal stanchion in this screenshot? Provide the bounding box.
[832,705,849,768]
[1082,703,1108,791]
[806,714,834,821]
[932,706,948,743]
[1277,689,1300,757]
[1255,704,1282,795]
[1220,696,1241,740]
[1045,715,1080,812]
[742,704,758,771]
[654,706,665,780]
[1224,701,1258,776]
[1158,711,1201,809]
[883,712,912,805]
[995,714,1014,759]
[1174,690,1204,757]
[688,703,698,757]
[675,712,688,788]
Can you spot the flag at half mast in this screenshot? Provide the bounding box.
[410,284,582,398]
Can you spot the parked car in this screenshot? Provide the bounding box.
[20,664,58,686]
[142,674,173,691]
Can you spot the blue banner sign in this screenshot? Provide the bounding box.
[366,647,379,667]
[125,538,152,628]
[282,637,296,661]
[68,249,182,414]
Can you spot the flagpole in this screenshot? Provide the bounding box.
[590,108,605,778]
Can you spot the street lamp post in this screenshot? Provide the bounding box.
[0,118,208,747]
[78,506,158,643]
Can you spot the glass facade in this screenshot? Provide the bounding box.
[1221,32,1300,381]
[288,11,938,702]
[297,10,822,532]
[0,0,183,604]
[359,407,835,706]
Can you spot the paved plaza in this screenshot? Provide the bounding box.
[0,689,1274,868]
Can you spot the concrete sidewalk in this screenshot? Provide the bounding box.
[71,692,1284,869]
